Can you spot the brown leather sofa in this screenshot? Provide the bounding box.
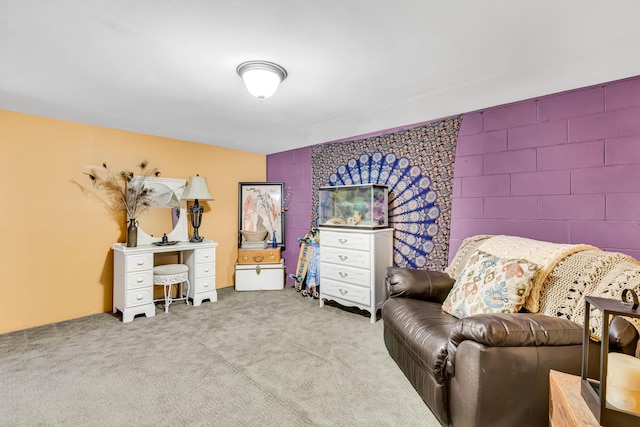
[382,267,639,427]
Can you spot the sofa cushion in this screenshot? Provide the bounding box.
[442,250,538,318]
[382,297,458,385]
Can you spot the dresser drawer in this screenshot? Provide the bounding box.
[321,263,370,287]
[196,248,216,263]
[195,262,215,278]
[126,254,153,272]
[126,271,153,290]
[322,279,370,306]
[321,247,371,269]
[321,232,371,251]
[125,287,153,308]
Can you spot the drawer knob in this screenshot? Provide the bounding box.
[338,238,348,244]
[136,260,144,266]
[136,294,143,301]
[338,288,348,295]
[203,268,209,273]
[338,272,348,278]
[136,277,144,283]
[338,255,348,261]
[203,253,210,259]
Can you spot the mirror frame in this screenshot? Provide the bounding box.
[133,176,189,244]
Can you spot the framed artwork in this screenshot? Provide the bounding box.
[238,182,285,248]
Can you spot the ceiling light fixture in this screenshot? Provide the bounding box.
[236,60,287,101]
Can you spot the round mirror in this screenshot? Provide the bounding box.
[138,183,176,237]
[131,177,189,244]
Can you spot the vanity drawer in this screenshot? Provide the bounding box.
[126,254,153,272]
[196,248,216,263]
[322,279,370,306]
[321,263,370,288]
[321,232,371,251]
[125,287,153,308]
[195,262,215,278]
[126,271,153,290]
[320,247,371,269]
[194,277,215,293]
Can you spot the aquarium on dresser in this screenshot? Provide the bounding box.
[318,184,389,229]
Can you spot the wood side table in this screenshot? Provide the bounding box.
[549,370,599,427]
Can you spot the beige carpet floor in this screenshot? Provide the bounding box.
[0,286,440,426]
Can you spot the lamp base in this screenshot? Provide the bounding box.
[189,200,205,243]
[190,235,204,243]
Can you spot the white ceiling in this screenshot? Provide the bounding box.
[2,1,640,155]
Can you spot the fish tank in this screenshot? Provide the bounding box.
[318,184,389,229]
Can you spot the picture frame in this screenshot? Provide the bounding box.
[238,182,285,248]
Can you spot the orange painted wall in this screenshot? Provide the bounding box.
[0,110,266,334]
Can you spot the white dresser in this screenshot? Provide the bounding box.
[112,240,218,323]
[319,228,393,323]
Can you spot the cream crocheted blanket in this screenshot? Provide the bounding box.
[478,235,598,313]
[446,235,640,344]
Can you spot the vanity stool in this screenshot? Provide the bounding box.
[153,264,190,313]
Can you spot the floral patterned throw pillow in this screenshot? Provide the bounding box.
[442,250,539,318]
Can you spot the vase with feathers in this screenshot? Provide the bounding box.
[83,161,161,247]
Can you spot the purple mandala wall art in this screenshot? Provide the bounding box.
[311,116,462,271]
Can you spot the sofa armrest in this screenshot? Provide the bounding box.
[446,313,583,374]
[610,315,640,355]
[449,313,583,347]
[385,266,455,304]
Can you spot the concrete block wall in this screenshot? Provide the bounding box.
[450,76,640,262]
[266,146,313,283]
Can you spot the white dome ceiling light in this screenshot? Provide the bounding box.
[236,61,287,101]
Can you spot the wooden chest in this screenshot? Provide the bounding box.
[237,247,281,264]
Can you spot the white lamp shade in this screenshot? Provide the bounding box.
[237,61,287,101]
[181,175,214,201]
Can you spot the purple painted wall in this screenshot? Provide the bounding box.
[269,74,640,275]
[267,146,312,283]
[451,75,640,262]
[267,120,436,284]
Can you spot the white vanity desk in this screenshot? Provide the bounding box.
[112,240,218,322]
[111,176,218,323]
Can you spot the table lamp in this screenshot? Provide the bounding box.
[180,174,214,243]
